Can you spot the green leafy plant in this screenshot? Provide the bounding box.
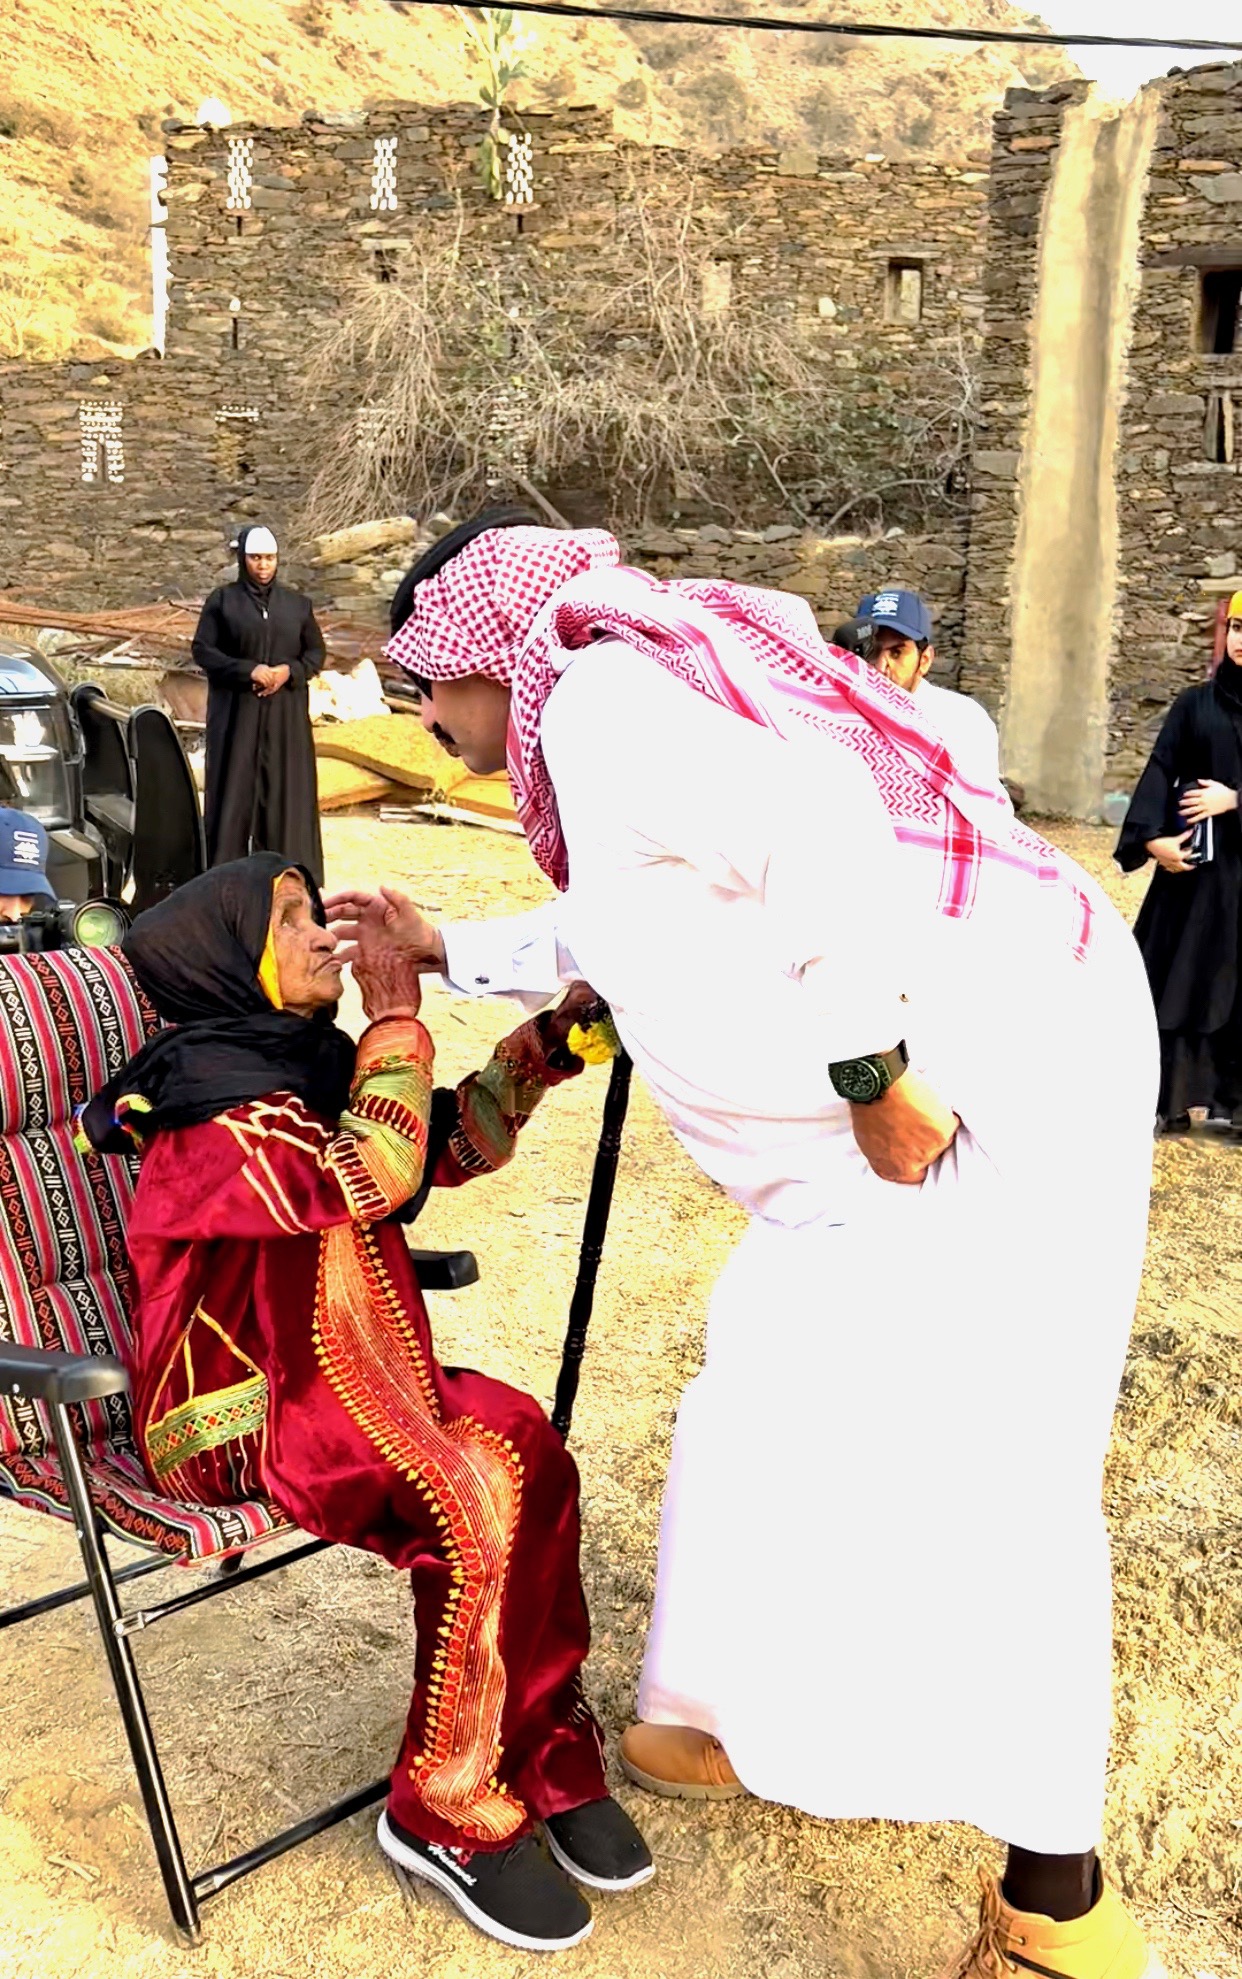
[453,6,533,199]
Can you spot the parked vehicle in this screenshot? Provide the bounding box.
[0,636,203,949]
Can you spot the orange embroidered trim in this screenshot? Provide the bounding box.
[313,1221,526,1843]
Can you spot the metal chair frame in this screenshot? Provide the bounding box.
[0,1246,477,1947]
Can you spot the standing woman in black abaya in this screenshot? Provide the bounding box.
[1115,595,1242,1134]
[192,524,327,883]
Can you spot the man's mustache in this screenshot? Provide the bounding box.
[431,722,455,749]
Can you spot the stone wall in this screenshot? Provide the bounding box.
[1110,63,1242,788]
[0,101,985,612]
[630,522,970,680]
[314,516,972,678]
[961,80,1090,724]
[969,63,1242,814]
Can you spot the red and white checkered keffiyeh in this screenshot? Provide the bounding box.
[387,526,1095,958]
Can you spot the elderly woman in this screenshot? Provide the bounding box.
[192,525,326,881]
[80,854,650,1953]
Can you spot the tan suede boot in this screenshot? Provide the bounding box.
[939,1872,1166,1979]
[618,1723,745,1801]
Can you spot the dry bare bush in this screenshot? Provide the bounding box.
[293,164,977,539]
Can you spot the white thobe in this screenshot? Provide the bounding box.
[440,641,1157,1853]
[919,680,1003,789]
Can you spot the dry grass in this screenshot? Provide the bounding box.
[0,816,1238,1979]
[295,169,975,537]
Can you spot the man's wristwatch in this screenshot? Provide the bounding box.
[828,1040,910,1105]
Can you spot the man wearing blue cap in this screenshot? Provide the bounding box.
[0,809,56,922]
[857,588,1002,790]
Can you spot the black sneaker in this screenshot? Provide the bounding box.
[543,1796,655,1893]
[377,1810,593,1951]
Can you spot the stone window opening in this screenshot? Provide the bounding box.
[79,401,125,487]
[226,136,254,213]
[1197,268,1242,355]
[504,131,535,210]
[229,296,242,352]
[372,248,400,286]
[216,405,259,483]
[1206,388,1235,464]
[700,260,733,319]
[884,260,924,326]
[370,136,399,213]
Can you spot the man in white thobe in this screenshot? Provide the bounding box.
[328,515,1162,1979]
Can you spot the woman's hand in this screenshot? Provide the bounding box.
[1146,831,1197,874]
[350,896,424,1023]
[541,981,603,1055]
[254,664,291,698]
[1178,778,1236,823]
[849,1068,959,1185]
[325,886,447,973]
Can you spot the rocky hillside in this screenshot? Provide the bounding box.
[0,0,1072,358]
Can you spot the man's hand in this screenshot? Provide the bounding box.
[254,663,291,698]
[324,886,447,973]
[849,1068,959,1186]
[350,895,425,1023]
[1146,831,1197,874]
[1178,778,1236,823]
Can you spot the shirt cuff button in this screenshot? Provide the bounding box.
[475,975,490,986]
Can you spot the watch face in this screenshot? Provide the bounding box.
[833,1057,884,1104]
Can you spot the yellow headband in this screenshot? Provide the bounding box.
[257,869,311,1009]
[1228,591,1242,623]
[257,924,283,1009]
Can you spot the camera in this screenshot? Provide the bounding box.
[0,898,131,955]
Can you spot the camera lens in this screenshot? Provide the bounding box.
[69,901,130,948]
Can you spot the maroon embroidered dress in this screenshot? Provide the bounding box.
[124,1011,606,1849]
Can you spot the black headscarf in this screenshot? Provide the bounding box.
[1214,651,1242,718]
[235,523,277,610]
[81,854,356,1154]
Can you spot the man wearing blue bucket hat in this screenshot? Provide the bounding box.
[857,587,1002,790]
[0,808,56,922]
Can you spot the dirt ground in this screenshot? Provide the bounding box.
[0,817,1239,1979]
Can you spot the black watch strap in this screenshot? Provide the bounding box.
[828,1039,910,1105]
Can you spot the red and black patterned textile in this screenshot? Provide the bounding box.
[0,944,290,1561]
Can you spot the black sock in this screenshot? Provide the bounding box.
[1001,1847,1099,1922]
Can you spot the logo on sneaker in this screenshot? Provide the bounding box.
[427,1843,477,1887]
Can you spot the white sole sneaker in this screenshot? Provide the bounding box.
[377,1812,594,1953]
[542,1823,656,1893]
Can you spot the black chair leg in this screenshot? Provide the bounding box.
[48,1402,202,1946]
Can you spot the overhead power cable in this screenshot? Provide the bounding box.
[391,0,1242,58]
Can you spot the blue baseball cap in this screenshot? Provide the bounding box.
[864,588,934,645]
[0,810,55,901]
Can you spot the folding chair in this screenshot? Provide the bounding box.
[0,943,476,1945]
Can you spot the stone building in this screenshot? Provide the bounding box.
[0,102,986,645]
[7,66,1242,819]
[965,62,1242,817]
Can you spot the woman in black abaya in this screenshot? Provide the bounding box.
[1115,600,1242,1131]
[192,524,326,883]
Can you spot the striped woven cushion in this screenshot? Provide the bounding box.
[0,945,289,1562]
